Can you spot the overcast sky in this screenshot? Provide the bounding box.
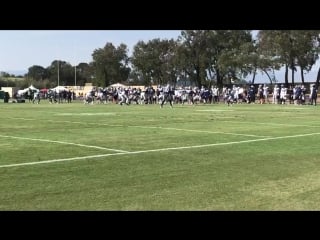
[0,30,318,83]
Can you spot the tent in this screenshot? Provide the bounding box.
[28,85,39,91]
[40,88,48,93]
[109,83,127,88]
[52,86,69,93]
[17,85,38,97]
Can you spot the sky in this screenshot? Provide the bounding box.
[0,30,181,73]
[0,30,319,83]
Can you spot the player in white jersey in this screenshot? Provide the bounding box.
[280,84,287,105]
[160,84,174,108]
[273,84,280,104]
[263,84,269,104]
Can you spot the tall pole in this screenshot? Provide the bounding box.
[75,65,77,87]
[74,42,77,87]
[57,60,60,86]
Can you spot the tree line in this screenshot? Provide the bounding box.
[2,30,320,89]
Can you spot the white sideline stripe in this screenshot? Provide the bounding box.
[0,134,129,153]
[196,110,234,112]
[9,117,124,127]
[131,126,271,138]
[220,120,320,128]
[0,143,12,146]
[9,117,269,138]
[55,113,116,116]
[1,132,320,169]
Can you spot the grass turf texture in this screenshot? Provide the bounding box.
[0,101,320,210]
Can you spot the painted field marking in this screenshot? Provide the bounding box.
[8,117,124,127]
[196,110,234,112]
[131,126,271,138]
[0,134,130,153]
[1,132,320,169]
[8,117,271,138]
[0,143,12,147]
[220,120,320,128]
[55,113,116,116]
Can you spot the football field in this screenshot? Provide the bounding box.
[1,101,320,210]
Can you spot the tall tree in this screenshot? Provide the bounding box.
[204,30,254,87]
[131,38,178,86]
[76,62,94,86]
[257,30,320,87]
[92,42,130,87]
[177,30,209,87]
[46,60,60,87]
[27,65,47,81]
[58,61,74,86]
[292,30,320,84]
[175,30,254,87]
[256,30,285,85]
[46,60,74,87]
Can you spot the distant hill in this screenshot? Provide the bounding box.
[5,70,27,76]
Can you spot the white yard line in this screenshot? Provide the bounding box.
[220,120,320,128]
[55,113,116,116]
[131,126,271,138]
[196,110,234,112]
[8,117,124,127]
[0,143,12,147]
[8,117,270,138]
[1,132,320,169]
[0,134,129,153]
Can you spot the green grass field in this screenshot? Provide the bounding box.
[1,100,320,210]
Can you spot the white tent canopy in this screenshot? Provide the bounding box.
[17,88,29,96]
[109,83,127,88]
[52,86,69,93]
[28,85,39,91]
[17,85,39,97]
